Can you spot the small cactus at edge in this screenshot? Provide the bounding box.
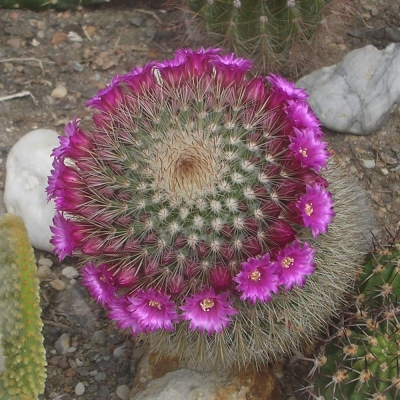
[47,48,373,369]
[310,240,400,400]
[0,0,111,10]
[0,214,47,400]
[183,0,341,75]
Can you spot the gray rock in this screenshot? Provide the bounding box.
[297,43,400,135]
[55,333,70,354]
[93,330,107,346]
[131,369,223,400]
[75,382,85,396]
[116,384,131,400]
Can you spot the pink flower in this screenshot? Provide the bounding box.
[82,262,116,306]
[297,184,335,237]
[50,211,82,260]
[284,100,322,137]
[180,288,237,335]
[267,74,309,104]
[106,295,145,335]
[289,127,329,172]
[234,254,280,304]
[52,118,92,160]
[127,289,178,332]
[273,241,316,290]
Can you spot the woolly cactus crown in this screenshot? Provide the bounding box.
[47,48,369,368]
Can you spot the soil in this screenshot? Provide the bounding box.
[0,1,399,399]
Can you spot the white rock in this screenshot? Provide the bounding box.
[116,384,131,400]
[62,266,79,279]
[131,369,223,400]
[361,159,375,169]
[75,382,85,396]
[297,43,400,134]
[51,86,67,99]
[4,129,58,252]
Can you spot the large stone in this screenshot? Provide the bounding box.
[4,128,58,252]
[130,353,282,400]
[297,43,400,135]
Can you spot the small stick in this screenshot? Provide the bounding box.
[0,57,53,75]
[0,91,35,102]
[135,8,162,25]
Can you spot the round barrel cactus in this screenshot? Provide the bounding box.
[47,48,372,369]
[183,0,341,75]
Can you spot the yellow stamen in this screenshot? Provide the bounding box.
[149,300,162,309]
[281,257,294,268]
[305,203,313,216]
[299,148,307,157]
[200,298,215,312]
[249,270,261,281]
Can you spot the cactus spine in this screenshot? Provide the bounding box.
[184,0,339,75]
[0,0,111,10]
[311,240,400,400]
[0,214,46,400]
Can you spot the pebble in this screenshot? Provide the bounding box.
[381,168,389,176]
[116,384,131,400]
[95,371,107,382]
[62,266,79,279]
[93,330,107,346]
[50,279,66,291]
[75,382,86,396]
[65,367,77,377]
[36,265,52,280]
[361,159,375,169]
[55,333,70,355]
[38,256,53,268]
[51,86,68,99]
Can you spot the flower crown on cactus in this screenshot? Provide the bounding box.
[47,48,342,367]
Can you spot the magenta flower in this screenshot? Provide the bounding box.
[52,118,92,160]
[284,100,322,136]
[81,262,116,306]
[267,74,308,103]
[297,184,335,237]
[106,295,145,335]
[127,289,178,332]
[234,254,280,304]
[180,288,237,335]
[50,211,82,260]
[289,127,329,172]
[273,240,316,290]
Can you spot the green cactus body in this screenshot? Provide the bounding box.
[311,240,400,400]
[0,214,46,400]
[0,0,110,10]
[358,243,400,308]
[314,311,400,400]
[185,0,337,74]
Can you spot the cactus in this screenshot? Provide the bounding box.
[0,0,111,10]
[357,241,400,309]
[47,48,373,369]
[0,214,47,400]
[182,0,342,76]
[311,305,400,400]
[308,239,400,399]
